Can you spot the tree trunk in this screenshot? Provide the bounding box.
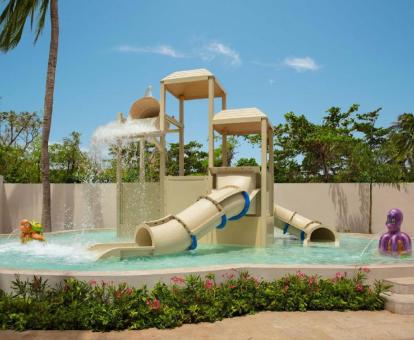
[368,180,373,234]
[41,0,59,232]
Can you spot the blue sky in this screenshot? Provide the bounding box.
[1,0,414,161]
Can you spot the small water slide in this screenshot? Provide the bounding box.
[89,173,338,259]
[273,204,339,246]
[89,176,254,260]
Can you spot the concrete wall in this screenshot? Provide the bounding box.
[275,183,414,236]
[2,183,116,233]
[1,180,413,236]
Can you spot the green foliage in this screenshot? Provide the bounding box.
[0,269,389,331]
[0,0,50,51]
[244,105,413,183]
[236,157,258,167]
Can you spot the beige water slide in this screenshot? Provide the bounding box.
[274,204,339,246]
[89,174,255,260]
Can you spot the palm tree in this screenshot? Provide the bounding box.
[1,0,59,231]
[390,113,414,174]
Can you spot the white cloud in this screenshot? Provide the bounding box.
[116,45,185,58]
[284,57,320,72]
[199,42,241,66]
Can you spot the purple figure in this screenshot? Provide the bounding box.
[379,208,412,256]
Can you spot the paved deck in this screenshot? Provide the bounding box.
[1,311,414,340]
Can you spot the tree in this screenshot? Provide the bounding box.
[0,111,41,183]
[49,132,88,183]
[390,113,414,178]
[236,158,258,167]
[0,111,41,150]
[1,0,60,231]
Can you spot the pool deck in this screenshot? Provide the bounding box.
[1,311,414,340]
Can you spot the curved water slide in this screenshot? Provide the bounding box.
[274,204,339,246]
[89,175,255,260]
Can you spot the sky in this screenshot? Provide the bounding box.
[1,0,414,161]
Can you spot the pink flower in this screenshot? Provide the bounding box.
[125,288,133,296]
[296,270,306,279]
[356,283,364,292]
[251,277,260,287]
[335,272,345,280]
[222,273,235,280]
[283,284,289,292]
[229,284,236,289]
[204,279,214,290]
[361,267,370,273]
[146,298,161,310]
[308,276,316,287]
[88,280,97,286]
[171,276,185,285]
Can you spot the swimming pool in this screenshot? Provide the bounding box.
[0,229,412,272]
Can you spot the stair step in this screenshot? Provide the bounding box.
[385,277,414,294]
[381,292,414,315]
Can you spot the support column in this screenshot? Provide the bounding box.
[159,83,166,216]
[139,138,145,183]
[116,112,124,237]
[179,95,185,176]
[222,133,228,167]
[222,93,227,110]
[260,118,268,246]
[208,77,215,190]
[269,127,274,216]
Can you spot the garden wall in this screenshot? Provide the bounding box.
[0,177,413,236]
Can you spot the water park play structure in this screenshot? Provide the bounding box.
[89,69,338,259]
[379,209,412,256]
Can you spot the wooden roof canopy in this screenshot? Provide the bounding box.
[213,108,272,136]
[161,69,226,100]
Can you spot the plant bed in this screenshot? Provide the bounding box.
[0,269,390,331]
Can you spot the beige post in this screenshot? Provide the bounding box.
[159,83,166,215]
[268,127,274,215]
[220,93,227,167]
[208,77,215,189]
[260,118,268,245]
[116,112,124,236]
[179,96,185,176]
[139,139,145,183]
[222,133,228,167]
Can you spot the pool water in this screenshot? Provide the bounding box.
[0,230,412,272]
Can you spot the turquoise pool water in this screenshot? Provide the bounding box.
[0,230,412,272]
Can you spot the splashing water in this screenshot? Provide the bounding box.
[92,117,159,146]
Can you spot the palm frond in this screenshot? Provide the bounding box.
[0,0,49,52]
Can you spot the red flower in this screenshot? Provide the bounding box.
[361,267,370,273]
[204,279,214,290]
[146,298,161,310]
[356,283,364,292]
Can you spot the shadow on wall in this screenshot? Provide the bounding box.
[329,183,370,233]
[0,177,12,233]
[51,184,75,230]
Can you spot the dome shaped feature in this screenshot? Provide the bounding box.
[129,96,160,120]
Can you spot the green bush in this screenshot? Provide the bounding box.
[0,269,390,331]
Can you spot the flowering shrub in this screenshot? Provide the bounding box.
[0,269,390,331]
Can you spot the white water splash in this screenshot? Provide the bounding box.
[0,240,97,263]
[92,117,158,145]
